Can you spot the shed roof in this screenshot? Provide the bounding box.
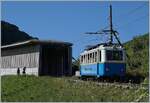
[1,39,72,49]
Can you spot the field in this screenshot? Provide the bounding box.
[1,75,149,102]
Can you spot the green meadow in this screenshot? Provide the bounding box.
[1,75,148,102]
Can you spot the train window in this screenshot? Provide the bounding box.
[91,53,92,63]
[87,54,90,63]
[106,50,123,61]
[92,52,94,63]
[87,54,88,63]
[99,51,101,62]
[90,53,92,63]
[85,55,86,63]
[81,56,83,63]
[85,55,87,63]
[82,55,84,63]
[84,55,85,63]
[95,52,97,62]
[84,55,86,63]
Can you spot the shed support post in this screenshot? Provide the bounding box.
[68,47,72,76]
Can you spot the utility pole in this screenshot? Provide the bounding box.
[109,4,113,44]
[85,4,123,47]
[86,5,114,44]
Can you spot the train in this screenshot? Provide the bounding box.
[79,5,127,80]
[79,43,126,78]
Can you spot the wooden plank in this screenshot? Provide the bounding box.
[1,45,40,68]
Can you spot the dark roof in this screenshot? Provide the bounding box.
[1,39,72,49]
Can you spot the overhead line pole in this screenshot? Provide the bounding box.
[109,4,113,44]
[85,4,124,47]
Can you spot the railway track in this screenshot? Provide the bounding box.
[68,78,149,90]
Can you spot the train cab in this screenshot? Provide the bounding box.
[80,44,126,78]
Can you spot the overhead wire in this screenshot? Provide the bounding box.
[113,3,147,30]
[116,14,148,29]
[113,2,147,25]
[73,3,148,46]
[72,24,109,45]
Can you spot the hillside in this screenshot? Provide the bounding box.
[1,21,38,46]
[124,33,149,78]
[1,75,149,102]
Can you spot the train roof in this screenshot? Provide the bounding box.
[84,43,122,50]
[80,43,124,55]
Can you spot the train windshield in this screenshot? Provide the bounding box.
[106,50,123,61]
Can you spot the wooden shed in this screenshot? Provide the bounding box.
[1,39,72,76]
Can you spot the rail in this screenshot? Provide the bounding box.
[67,78,149,90]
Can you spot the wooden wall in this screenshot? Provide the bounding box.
[1,45,40,68]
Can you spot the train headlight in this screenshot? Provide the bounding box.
[121,68,124,72]
[106,68,109,71]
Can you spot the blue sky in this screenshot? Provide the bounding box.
[1,1,149,58]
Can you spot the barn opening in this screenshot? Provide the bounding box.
[39,44,72,76]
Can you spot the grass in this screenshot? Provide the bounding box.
[1,75,149,102]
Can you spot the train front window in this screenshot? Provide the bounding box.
[106,50,123,61]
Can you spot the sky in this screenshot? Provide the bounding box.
[1,1,149,58]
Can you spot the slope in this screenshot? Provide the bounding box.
[1,21,38,46]
[124,33,149,78]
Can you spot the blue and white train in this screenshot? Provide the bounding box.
[80,43,126,78]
